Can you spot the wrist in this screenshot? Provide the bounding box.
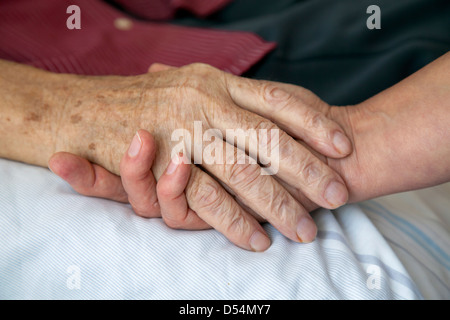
[0,61,79,168]
[329,53,450,203]
[326,104,376,203]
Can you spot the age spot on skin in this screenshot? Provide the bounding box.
[25,112,41,122]
[89,143,96,150]
[70,114,82,124]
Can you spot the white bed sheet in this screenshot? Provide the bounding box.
[0,158,448,299]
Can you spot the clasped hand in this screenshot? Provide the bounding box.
[48,63,352,251]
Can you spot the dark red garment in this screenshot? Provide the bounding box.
[111,0,234,20]
[0,0,275,76]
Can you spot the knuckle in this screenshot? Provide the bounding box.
[253,119,282,149]
[262,83,293,109]
[186,63,217,76]
[225,161,260,189]
[299,158,325,186]
[225,212,249,236]
[268,190,295,224]
[270,130,294,163]
[303,109,325,129]
[276,130,293,153]
[189,62,213,70]
[253,118,279,132]
[187,178,224,212]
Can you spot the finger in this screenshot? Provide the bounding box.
[228,138,329,214]
[272,175,319,213]
[200,138,318,243]
[120,130,160,218]
[220,174,316,222]
[148,63,176,73]
[225,74,352,158]
[184,166,272,252]
[218,176,312,222]
[209,103,349,210]
[157,152,210,229]
[217,179,266,222]
[260,138,332,214]
[48,152,128,203]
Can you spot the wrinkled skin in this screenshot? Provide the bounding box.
[55,63,351,250]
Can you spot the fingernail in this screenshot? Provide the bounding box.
[128,132,142,158]
[333,131,351,155]
[324,181,348,208]
[296,216,317,243]
[250,230,271,252]
[166,154,180,175]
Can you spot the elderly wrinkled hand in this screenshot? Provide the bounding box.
[47,62,352,251]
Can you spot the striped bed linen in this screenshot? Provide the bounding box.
[360,189,450,299]
[0,158,448,299]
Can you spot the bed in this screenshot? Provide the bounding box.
[1,158,448,299]
[1,0,449,301]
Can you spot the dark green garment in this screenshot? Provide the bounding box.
[172,0,450,106]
